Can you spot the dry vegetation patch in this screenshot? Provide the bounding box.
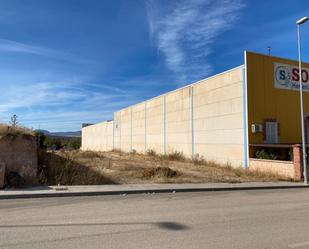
[0,124,34,136]
[38,150,290,185]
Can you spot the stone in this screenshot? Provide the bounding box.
[6,171,25,188]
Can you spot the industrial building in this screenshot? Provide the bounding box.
[82,51,309,179]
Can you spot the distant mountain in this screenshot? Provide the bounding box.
[36,129,81,138]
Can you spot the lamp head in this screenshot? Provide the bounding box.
[297,17,309,25]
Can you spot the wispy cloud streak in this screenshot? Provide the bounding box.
[0,82,130,111]
[146,0,245,83]
[0,38,91,64]
[0,79,145,131]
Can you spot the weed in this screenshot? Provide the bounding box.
[146,149,157,156]
[168,151,186,161]
[38,150,114,185]
[193,153,206,165]
[0,123,34,136]
[142,167,178,178]
[111,149,122,154]
[78,150,103,159]
[158,154,169,161]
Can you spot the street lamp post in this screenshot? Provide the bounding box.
[296,16,309,185]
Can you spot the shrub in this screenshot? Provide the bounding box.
[146,149,157,156]
[158,154,169,161]
[142,167,178,178]
[168,151,186,161]
[79,150,103,159]
[0,123,34,136]
[193,153,206,165]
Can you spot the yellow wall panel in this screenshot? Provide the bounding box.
[246,51,309,144]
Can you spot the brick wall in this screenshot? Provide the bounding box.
[249,158,294,179]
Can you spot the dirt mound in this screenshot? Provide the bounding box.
[143,167,178,178]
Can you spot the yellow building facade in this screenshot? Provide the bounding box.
[246,51,309,146]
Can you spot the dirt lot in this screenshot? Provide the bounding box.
[38,150,291,185]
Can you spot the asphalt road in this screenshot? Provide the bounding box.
[1,189,309,249]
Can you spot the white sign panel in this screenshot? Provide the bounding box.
[274,62,309,91]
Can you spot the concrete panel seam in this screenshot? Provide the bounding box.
[191,86,195,160]
[145,102,147,152]
[164,95,167,155]
[130,107,133,152]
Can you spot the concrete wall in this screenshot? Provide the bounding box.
[165,87,192,156]
[146,96,165,154]
[193,67,245,166]
[82,66,245,167]
[81,120,113,151]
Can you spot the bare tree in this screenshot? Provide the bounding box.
[10,114,18,127]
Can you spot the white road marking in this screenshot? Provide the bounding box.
[289,241,309,248]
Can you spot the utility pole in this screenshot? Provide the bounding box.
[296,16,309,185]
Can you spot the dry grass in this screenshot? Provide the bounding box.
[38,150,114,185]
[167,151,186,161]
[142,167,178,178]
[146,149,157,157]
[0,123,34,136]
[39,149,291,185]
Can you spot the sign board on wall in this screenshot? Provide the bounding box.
[274,62,309,91]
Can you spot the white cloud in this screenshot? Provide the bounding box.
[0,81,131,111]
[0,38,91,64]
[146,0,245,84]
[0,80,139,131]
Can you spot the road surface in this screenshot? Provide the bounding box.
[1,189,309,249]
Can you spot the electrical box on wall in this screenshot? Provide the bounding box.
[251,124,263,133]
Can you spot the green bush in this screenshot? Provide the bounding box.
[255,149,278,160]
[35,131,81,150]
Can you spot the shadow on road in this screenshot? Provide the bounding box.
[156,222,188,230]
[0,221,189,231]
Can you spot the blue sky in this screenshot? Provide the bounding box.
[0,0,309,131]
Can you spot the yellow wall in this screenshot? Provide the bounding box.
[246,51,309,144]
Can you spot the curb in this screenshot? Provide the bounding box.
[0,184,308,200]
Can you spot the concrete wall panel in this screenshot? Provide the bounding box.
[131,103,146,153]
[82,121,114,151]
[82,66,245,167]
[146,96,164,154]
[193,68,245,167]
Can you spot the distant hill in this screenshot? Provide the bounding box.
[36,129,81,138]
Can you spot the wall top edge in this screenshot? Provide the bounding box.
[115,65,244,114]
